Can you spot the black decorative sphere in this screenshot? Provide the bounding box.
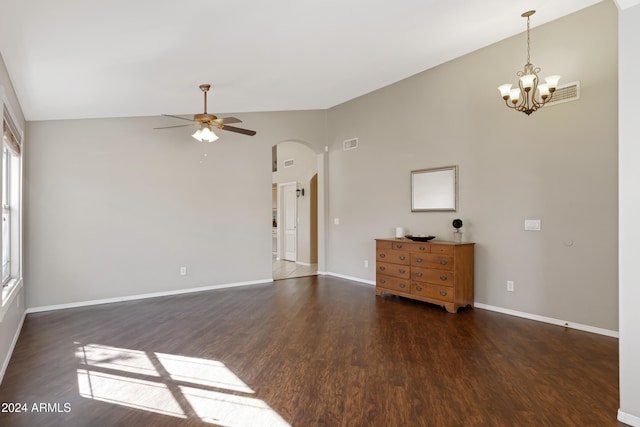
[452,219,463,229]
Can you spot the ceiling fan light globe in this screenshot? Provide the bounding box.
[200,126,219,142]
[192,128,204,142]
[202,133,219,143]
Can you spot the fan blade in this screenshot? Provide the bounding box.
[213,117,242,125]
[162,114,196,122]
[218,124,256,136]
[154,124,197,130]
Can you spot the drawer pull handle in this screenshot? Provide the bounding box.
[416,286,423,291]
[415,258,423,263]
[399,256,406,261]
[380,253,386,258]
[440,275,448,281]
[416,272,423,277]
[380,279,386,284]
[440,291,447,296]
[400,283,406,289]
[440,260,448,265]
[395,244,403,249]
[380,266,386,271]
[399,269,406,274]
[419,246,426,251]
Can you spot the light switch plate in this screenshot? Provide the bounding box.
[524,219,541,231]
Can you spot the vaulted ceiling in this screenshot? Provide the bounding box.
[0,0,603,121]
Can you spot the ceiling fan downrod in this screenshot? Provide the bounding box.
[199,84,211,114]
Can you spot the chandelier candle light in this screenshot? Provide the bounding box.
[498,10,560,116]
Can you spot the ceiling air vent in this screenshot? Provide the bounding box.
[343,138,359,151]
[546,81,580,107]
[284,158,295,168]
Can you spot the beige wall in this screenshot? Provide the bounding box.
[326,1,618,331]
[24,111,327,308]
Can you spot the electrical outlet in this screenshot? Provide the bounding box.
[180,267,187,276]
[507,280,515,292]
[364,260,369,268]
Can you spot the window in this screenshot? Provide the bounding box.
[2,146,10,283]
[1,92,23,313]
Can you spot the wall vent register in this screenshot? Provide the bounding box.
[343,138,358,151]
[546,81,580,106]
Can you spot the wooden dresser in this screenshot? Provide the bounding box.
[375,238,475,313]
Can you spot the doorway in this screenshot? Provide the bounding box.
[272,141,319,280]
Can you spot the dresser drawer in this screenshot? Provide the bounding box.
[430,244,454,255]
[377,276,410,293]
[376,240,393,250]
[390,241,431,253]
[411,253,454,271]
[376,249,410,265]
[411,282,454,303]
[412,267,454,285]
[377,262,410,279]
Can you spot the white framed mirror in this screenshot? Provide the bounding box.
[411,165,458,212]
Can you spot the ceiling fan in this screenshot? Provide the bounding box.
[155,84,256,142]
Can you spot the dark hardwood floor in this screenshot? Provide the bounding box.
[0,276,622,426]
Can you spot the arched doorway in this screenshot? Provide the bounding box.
[272,141,321,280]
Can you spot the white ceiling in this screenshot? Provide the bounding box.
[0,0,603,122]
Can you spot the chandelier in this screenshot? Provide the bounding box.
[498,10,560,116]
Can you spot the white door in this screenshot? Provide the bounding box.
[281,182,297,261]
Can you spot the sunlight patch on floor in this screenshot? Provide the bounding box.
[76,343,159,376]
[156,352,254,394]
[181,386,290,426]
[77,369,186,418]
[74,342,290,426]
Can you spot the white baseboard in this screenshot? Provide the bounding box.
[296,274,619,338]
[21,276,619,336]
[0,309,26,386]
[618,409,640,426]
[26,278,273,314]
[474,303,619,338]
[325,272,375,286]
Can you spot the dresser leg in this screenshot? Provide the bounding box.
[445,304,457,314]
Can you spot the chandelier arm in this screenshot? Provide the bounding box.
[530,81,540,110]
[516,80,527,111]
[504,99,516,109]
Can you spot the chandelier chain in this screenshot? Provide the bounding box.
[526,15,531,64]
